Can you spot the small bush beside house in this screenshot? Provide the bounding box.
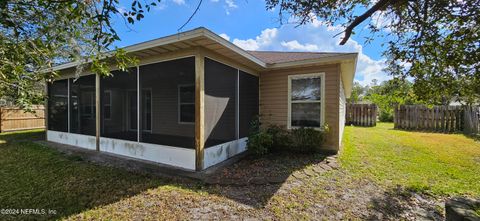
[247,124,329,155]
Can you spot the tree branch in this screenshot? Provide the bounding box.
[339,0,393,45]
[178,0,203,31]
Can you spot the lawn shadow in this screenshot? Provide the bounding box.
[0,131,188,220]
[201,152,329,208]
[388,126,480,142]
[0,129,45,146]
[367,186,444,220]
[0,130,333,220]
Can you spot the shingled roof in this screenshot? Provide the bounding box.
[247,51,357,64]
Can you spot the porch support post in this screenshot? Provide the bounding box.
[195,48,205,171]
[95,74,100,151]
[44,81,48,140]
[137,66,141,142]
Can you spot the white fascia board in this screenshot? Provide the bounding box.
[340,56,358,99]
[267,53,358,69]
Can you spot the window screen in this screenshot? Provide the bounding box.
[140,57,195,148]
[100,69,137,141]
[142,89,152,131]
[178,85,195,123]
[70,75,96,136]
[47,79,68,132]
[289,75,322,128]
[239,71,259,138]
[103,91,111,120]
[204,58,237,147]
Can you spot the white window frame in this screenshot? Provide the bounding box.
[126,88,153,133]
[103,90,112,120]
[178,84,195,124]
[287,73,325,129]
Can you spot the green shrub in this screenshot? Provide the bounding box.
[263,124,328,153]
[265,125,292,152]
[378,110,393,122]
[247,130,273,156]
[289,127,327,153]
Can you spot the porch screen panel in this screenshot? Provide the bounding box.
[205,58,237,147]
[100,69,137,141]
[47,79,68,132]
[239,71,259,138]
[139,57,195,149]
[69,75,96,136]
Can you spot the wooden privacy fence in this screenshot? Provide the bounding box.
[346,103,377,127]
[394,105,480,135]
[463,106,480,135]
[0,106,45,132]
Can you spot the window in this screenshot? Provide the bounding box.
[103,90,111,120]
[178,85,195,123]
[81,91,95,119]
[288,73,324,128]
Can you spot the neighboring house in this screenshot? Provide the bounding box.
[46,27,357,171]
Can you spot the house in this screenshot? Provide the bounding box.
[46,27,357,171]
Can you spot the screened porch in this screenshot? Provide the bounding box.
[46,55,259,170]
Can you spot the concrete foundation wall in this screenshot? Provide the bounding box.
[99,137,196,170]
[47,130,247,171]
[203,137,247,169]
[47,130,195,170]
[47,130,96,150]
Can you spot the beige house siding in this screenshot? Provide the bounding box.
[259,64,341,151]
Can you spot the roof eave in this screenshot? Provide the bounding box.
[49,27,267,72]
[266,53,358,69]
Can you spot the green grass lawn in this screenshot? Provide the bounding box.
[1,124,479,220]
[0,130,204,220]
[340,122,480,196]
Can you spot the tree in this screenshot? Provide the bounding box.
[364,78,418,122]
[0,0,159,109]
[266,0,480,105]
[347,81,368,104]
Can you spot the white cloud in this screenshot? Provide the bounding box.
[370,11,393,32]
[281,40,318,51]
[172,0,185,5]
[219,33,230,41]
[153,1,167,10]
[227,18,389,85]
[224,0,238,14]
[225,0,237,8]
[232,39,259,50]
[232,28,278,50]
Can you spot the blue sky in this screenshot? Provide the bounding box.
[112,0,391,85]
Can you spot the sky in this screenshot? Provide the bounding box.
[112,0,391,85]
